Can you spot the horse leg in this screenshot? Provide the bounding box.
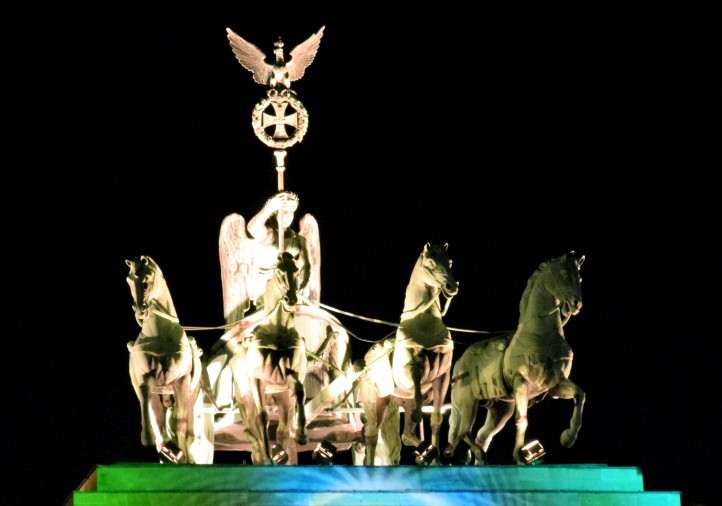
[363,394,389,465]
[356,369,382,465]
[129,348,152,446]
[255,378,271,461]
[130,364,149,446]
[379,399,401,464]
[138,383,152,447]
[141,377,168,457]
[289,335,308,447]
[172,373,192,463]
[444,380,481,464]
[274,391,288,452]
[235,377,271,464]
[287,370,307,446]
[512,375,530,464]
[412,357,423,423]
[548,379,586,448]
[274,391,298,465]
[392,338,424,443]
[475,400,514,456]
[330,326,349,383]
[399,357,424,447]
[187,342,214,464]
[430,368,451,462]
[400,397,422,447]
[361,399,377,465]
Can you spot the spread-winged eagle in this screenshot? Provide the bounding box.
[226,26,325,89]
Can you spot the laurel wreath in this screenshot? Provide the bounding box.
[251,91,309,149]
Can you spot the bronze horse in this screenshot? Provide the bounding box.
[126,256,210,463]
[226,252,308,464]
[445,252,585,464]
[357,243,458,465]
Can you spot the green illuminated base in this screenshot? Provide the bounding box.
[73,464,680,505]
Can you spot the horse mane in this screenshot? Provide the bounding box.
[519,261,548,320]
[141,258,166,289]
[142,258,174,311]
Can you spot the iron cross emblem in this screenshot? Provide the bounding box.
[263,101,298,140]
[252,90,309,149]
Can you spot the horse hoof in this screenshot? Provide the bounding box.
[471,450,486,466]
[402,434,422,447]
[158,443,184,464]
[296,433,308,446]
[560,429,577,448]
[414,444,438,466]
[513,449,526,465]
[442,445,454,461]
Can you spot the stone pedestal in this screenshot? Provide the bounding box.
[73,464,680,505]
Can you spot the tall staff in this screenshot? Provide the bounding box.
[226,26,324,252]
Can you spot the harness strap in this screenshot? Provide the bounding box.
[149,296,511,343]
[309,298,511,336]
[151,308,180,323]
[401,296,440,319]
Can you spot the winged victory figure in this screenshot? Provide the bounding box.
[226,26,325,89]
[219,192,320,325]
[215,192,350,395]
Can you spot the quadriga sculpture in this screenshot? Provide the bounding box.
[126,256,212,464]
[357,243,458,465]
[445,252,586,464]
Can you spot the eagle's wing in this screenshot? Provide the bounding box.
[299,213,321,304]
[287,26,325,82]
[226,27,272,85]
[219,213,258,324]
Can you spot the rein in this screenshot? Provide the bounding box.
[141,294,511,345]
[306,298,511,337]
[133,300,181,326]
[400,294,439,319]
[151,307,180,323]
[547,306,573,328]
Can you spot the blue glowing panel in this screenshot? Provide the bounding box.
[72,465,680,505]
[96,464,645,492]
[75,490,681,506]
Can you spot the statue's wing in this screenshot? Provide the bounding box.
[226,28,273,85]
[219,213,254,324]
[287,26,325,82]
[299,213,321,304]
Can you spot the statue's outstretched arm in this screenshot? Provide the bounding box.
[247,199,276,242]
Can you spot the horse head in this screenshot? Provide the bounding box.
[419,242,459,298]
[540,251,585,318]
[268,252,299,308]
[125,255,164,325]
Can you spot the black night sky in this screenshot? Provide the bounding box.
[9,5,718,505]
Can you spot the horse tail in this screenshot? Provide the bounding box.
[279,355,290,381]
[155,367,167,386]
[154,356,169,386]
